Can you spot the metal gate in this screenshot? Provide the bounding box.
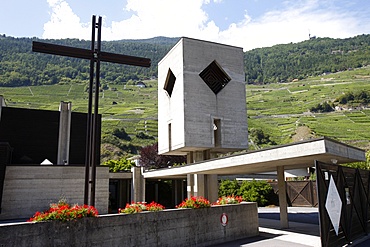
[269,181,318,207]
[316,161,370,247]
[287,181,318,207]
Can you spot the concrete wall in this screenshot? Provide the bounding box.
[158,37,248,155]
[0,166,109,220]
[158,39,185,154]
[0,202,258,247]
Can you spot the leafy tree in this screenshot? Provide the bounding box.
[136,131,155,140]
[239,180,276,207]
[343,150,370,170]
[309,101,334,113]
[218,179,240,197]
[112,128,131,141]
[336,92,354,104]
[139,143,186,169]
[249,128,276,146]
[218,179,277,206]
[102,157,135,172]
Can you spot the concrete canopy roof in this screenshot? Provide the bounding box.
[143,137,366,179]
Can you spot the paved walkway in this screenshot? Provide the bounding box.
[213,207,370,247]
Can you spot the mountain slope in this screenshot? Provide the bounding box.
[1,34,370,87]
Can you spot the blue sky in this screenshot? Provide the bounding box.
[1,0,370,50]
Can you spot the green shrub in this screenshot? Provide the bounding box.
[102,157,134,172]
[218,179,240,197]
[219,179,276,207]
[239,180,275,207]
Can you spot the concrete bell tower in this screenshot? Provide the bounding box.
[158,37,248,157]
[157,37,248,202]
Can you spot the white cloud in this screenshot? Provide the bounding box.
[218,0,370,50]
[43,0,91,40]
[42,0,370,50]
[105,0,212,40]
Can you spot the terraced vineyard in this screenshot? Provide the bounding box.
[1,67,369,153]
[247,67,370,149]
[1,81,159,146]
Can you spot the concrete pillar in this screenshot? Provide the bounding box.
[186,150,218,200]
[277,166,289,228]
[131,166,145,202]
[194,174,205,197]
[206,174,218,202]
[57,101,72,165]
[193,151,206,197]
[173,179,184,205]
[206,152,219,202]
[187,173,194,198]
[0,96,5,121]
[187,152,194,198]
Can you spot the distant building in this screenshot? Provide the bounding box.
[136,81,147,88]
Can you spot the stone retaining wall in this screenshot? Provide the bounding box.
[0,202,258,247]
[0,166,109,220]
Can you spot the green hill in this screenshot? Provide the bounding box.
[0,35,177,87]
[1,34,370,87]
[0,34,369,161]
[245,34,370,84]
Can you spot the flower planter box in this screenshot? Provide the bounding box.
[0,202,258,247]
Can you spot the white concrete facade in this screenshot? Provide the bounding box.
[158,37,248,155]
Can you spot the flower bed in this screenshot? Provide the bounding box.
[119,201,165,214]
[29,196,244,220]
[213,195,243,205]
[176,196,211,209]
[28,200,98,222]
[1,201,259,247]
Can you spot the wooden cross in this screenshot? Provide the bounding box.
[32,15,151,206]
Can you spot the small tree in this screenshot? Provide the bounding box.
[249,128,276,146]
[102,157,135,172]
[139,143,186,169]
[218,179,277,206]
[343,150,370,170]
[309,101,334,113]
[218,179,240,197]
[239,180,276,207]
[112,128,131,141]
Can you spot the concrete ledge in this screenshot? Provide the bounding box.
[0,202,258,247]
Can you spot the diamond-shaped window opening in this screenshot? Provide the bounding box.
[164,68,176,97]
[199,60,231,94]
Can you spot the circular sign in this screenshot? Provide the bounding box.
[220,213,228,226]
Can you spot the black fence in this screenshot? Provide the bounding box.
[0,142,11,213]
[316,161,370,247]
[0,107,100,165]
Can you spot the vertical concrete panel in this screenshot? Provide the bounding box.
[277,166,289,228]
[131,166,145,202]
[158,40,185,154]
[0,166,109,220]
[206,174,218,202]
[57,101,72,165]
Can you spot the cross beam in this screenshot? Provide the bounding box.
[32,42,151,67]
[32,15,151,206]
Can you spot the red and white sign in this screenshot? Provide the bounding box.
[220,213,228,226]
